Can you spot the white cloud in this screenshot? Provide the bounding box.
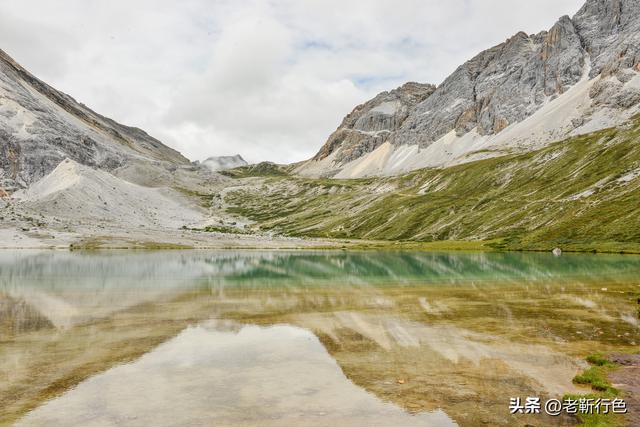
[0,0,585,163]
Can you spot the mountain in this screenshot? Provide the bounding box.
[14,158,204,229]
[201,155,248,172]
[0,49,189,192]
[224,114,640,252]
[297,0,640,178]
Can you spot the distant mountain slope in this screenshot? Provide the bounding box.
[297,0,640,178]
[201,155,248,172]
[0,49,189,191]
[227,114,640,252]
[14,159,203,229]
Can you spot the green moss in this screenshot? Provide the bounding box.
[585,353,615,367]
[573,367,618,393]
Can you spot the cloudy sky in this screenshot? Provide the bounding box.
[0,0,584,164]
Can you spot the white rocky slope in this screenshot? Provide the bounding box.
[13,159,204,229]
[297,0,640,178]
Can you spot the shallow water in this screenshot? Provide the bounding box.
[1,250,639,426]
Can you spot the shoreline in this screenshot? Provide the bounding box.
[1,227,640,255]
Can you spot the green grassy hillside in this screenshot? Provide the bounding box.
[225,115,640,252]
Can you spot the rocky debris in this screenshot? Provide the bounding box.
[590,76,640,108]
[13,158,204,229]
[0,49,189,190]
[301,0,640,178]
[113,159,228,194]
[200,154,248,172]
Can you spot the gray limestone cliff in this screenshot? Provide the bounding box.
[313,82,436,163]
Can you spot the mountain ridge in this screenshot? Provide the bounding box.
[297,0,640,178]
[0,48,189,191]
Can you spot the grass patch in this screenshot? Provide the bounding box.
[222,162,289,178]
[586,353,616,367]
[561,392,624,427]
[573,366,618,393]
[173,187,216,208]
[566,354,625,426]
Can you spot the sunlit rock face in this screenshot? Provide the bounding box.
[299,0,640,178]
[312,82,436,164]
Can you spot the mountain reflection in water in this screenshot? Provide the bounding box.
[1,250,639,426]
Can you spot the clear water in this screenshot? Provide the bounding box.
[1,250,639,426]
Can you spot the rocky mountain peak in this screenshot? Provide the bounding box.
[573,0,640,76]
[298,0,640,179]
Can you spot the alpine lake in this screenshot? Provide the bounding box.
[1,250,639,426]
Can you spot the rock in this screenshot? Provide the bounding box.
[616,68,636,83]
[553,248,562,256]
[573,0,640,77]
[312,82,436,164]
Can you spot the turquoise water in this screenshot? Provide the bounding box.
[2,250,640,288]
